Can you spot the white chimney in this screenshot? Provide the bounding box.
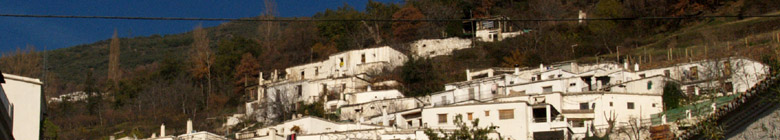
[623,62,628,70]
[151,133,157,138]
[187,119,193,134]
[381,106,389,126]
[259,72,264,83]
[273,70,278,81]
[466,69,472,81]
[539,64,544,72]
[160,124,166,137]
[634,63,639,71]
[571,62,579,73]
[269,128,277,140]
[488,70,494,77]
[514,64,520,75]
[367,86,372,92]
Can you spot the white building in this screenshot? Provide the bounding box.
[236,116,389,140]
[2,73,43,140]
[410,37,472,58]
[464,16,525,42]
[422,101,571,140]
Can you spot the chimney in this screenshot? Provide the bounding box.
[151,133,157,138]
[187,119,193,134]
[273,70,278,81]
[571,62,578,73]
[623,62,628,70]
[634,63,639,71]
[514,64,520,75]
[367,86,372,92]
[160,124,166,137]
[259,72,264,83]
[488,70,494,77]
[539,64,544,72]
[466,69,472,81]
[381,106,389,126]
[269,128,277,140]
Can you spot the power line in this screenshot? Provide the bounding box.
[0,14,779,22]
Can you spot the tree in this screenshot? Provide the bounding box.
[234,53,260,94]
[392,6,426,42]
[0,45,41,78]
[588,0,626,54]
[424,114,500,140]
[662,82,684,110]
[400,56,443,97]
[108,30,121,84]
[189,24,214,109]
[501,49,524,67]
[311,42,337,60]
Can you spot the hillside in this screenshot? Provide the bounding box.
[0,0,778,139]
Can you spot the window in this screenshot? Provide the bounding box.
[438,114,447,124]
[315,68,319,76]
[580,103,589,110]
[592,103,596,109]
[297,85,303,96]
[339,58,344,67]
[687,86,695,95]
[652,103,656,107]
[467,113,473,120]
[469,87,476,100]
[690,66,699,80]
[361,54,366,63]
[485,111,490,116]
[301,71,305,80]
[558,74,562,78]
[499,109,514,120]
[570,119,586,127]
[724,82,734,92]
[543,86,553,93]
[664,70,671,77]
[647,81,653,90]
[627,102,635,109]
[570,83,576,87]
[723,61,732,76]
[610,102,613,107]
[639,74,646,78]
[531,77,536,81]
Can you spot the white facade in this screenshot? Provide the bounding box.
[238,117,387,140]
[410,38,472,58]
[2,73,43,140]
[422,101,572,140]
[285,46,406,81]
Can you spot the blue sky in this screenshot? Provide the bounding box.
[0,0,401,53]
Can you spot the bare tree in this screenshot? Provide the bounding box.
[189,24,214,109]
[0,45,41,78]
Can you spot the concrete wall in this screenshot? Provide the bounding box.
[410,38,472,58]
[2,73,42,140]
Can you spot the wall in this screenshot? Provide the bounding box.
[410,38,472,58]
[2,73,42,140]
[422,102,531,140]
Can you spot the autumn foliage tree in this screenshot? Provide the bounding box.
[0,45,41,78]
[233,53,260,94]
[311,42,337,60]
[392,6,426,43]
[189,24,214,108]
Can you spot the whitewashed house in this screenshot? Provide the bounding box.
[410,37,472,58]
[2,73,43,140]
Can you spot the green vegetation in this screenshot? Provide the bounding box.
[0,0,778,139]
[663,82,685,111]
[424,114,500,140]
